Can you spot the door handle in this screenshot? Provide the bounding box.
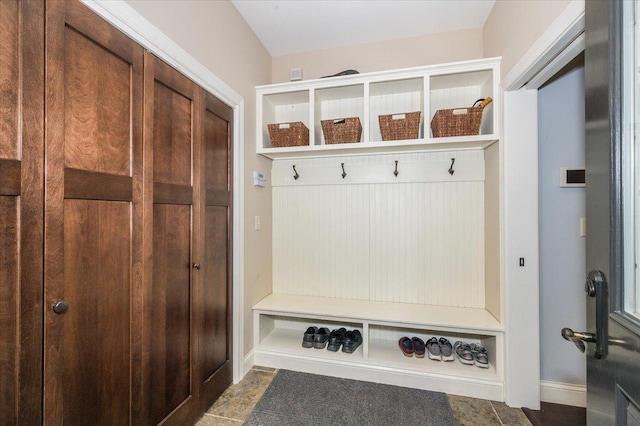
[52,301,69,314]
[561,270,608,359]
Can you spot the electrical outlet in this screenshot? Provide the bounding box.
[254,215,261,231]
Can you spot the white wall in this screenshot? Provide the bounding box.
[538,61,586,386]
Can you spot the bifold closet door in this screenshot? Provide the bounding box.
[196,92,234,412]
[44,1,143,424]
[0,0,44,423]
[143,53,200,425]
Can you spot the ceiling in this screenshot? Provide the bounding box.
[231,0,496,57]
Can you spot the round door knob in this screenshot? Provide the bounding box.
[193,263,202,270]
[52,301,69,314]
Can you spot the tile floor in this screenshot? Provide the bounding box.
[196,367,533,425]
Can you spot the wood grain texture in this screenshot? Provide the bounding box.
[153,182,193,205]
[0,159,20,195]
[152,81,192,186]
[0,197,19,423]
[151,204,192,425]
[0,0,19,160]
[63,26,130,175]
[64,167,133,201]
[62,200,131,425]
[204,99,230,192]
[201,206,230,379]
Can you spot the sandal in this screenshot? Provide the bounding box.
[439,338,455,362]
[398,336,414,357]
[453,341,474,365]
[470,343,489,368]
[426,337,441,360]
[412,337,426,358]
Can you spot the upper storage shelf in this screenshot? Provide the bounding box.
[256,58,500,159]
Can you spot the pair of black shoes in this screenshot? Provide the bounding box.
[302,327,362,353]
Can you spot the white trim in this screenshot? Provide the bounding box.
[243,349,255,380]
[525,33,585,90]
[502,0,586,91]
[541,380,587,408]
[80,0,247,383]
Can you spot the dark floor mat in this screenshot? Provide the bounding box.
[245,369,456,426]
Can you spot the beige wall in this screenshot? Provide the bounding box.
[125,0,273,356]
[483,0,574,79]
[271,28,484,83]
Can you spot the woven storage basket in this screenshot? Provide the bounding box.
[379,111,421,141]
[267,122,309,147]
[321,117,362,144]
[430,97,492,138]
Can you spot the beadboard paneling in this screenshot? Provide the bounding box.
[272,152,485,308]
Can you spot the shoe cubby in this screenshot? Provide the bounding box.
[367,324,501,380]
[256,313,364,360]
[256,58,500,158]
[253,294,504,401]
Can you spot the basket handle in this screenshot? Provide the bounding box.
[473,97,493,109]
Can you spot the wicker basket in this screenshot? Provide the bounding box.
[379,111,421,141]
[430,97,492,138]
[321,117,362,144]
[267,122,309,147]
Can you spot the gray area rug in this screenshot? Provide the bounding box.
[245,369,456,426]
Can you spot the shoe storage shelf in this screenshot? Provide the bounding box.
[253,294,504,400]
[256,57,500,159]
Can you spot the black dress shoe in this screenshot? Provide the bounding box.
[326,327,346,352]
[341,330,362,354]
[302,326,318,348]
[314,327,330,349]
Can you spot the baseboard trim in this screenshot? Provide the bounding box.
[239,349,255,383]
[540,380,586,408]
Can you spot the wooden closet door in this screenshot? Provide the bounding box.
[0,0,44,424]
[143,53,200,426]
[44,1,143,424]
[196,91,234,412]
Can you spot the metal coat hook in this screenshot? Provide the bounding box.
[293,165,300,180]
[448,158,455,176]
[394,160,399,177]
[341,163,347,179]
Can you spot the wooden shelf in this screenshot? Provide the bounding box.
[253,293,503,333]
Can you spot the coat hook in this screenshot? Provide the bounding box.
[293,165,300,180]
[448,158,455,175]
[394,160,399,177]
[341,163,347,179]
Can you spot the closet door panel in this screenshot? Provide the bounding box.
[0,0,19,160]
[63,27,131,175]
[201,206,229,378]
[0,198,18,419]
[196,92,233,411]
[144,53,198,425]
[45,1,143,423]
[151,204,192,424]
[0,0,44,423]
[62,199,131,425]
